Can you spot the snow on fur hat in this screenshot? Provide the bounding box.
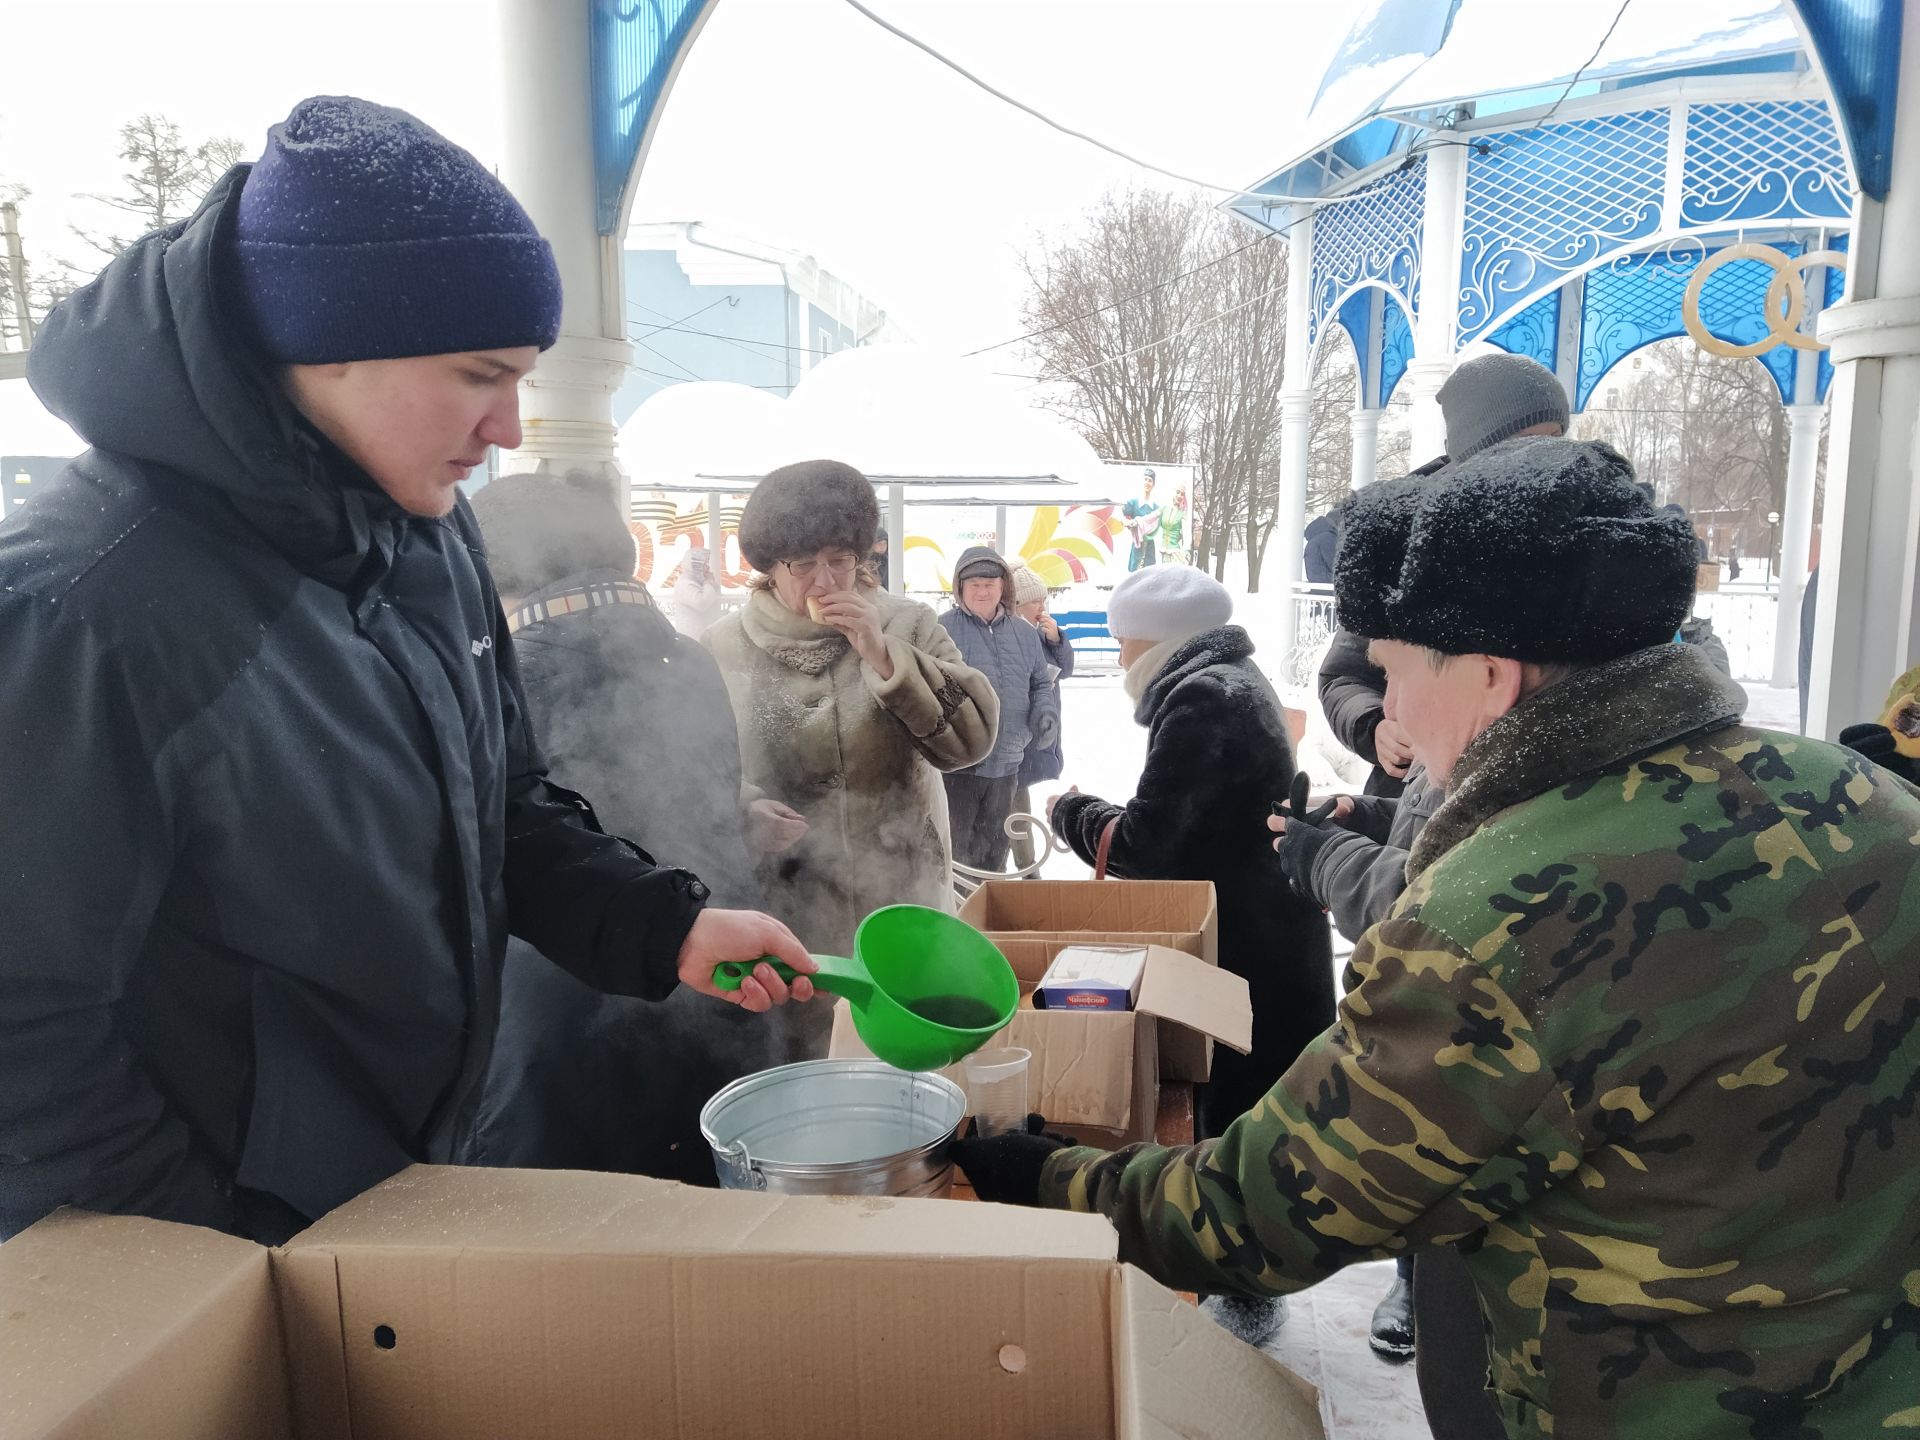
[1008,563,1048,606]
[1437,352,1570,460]
[1105,564,1234,644]
[737,459,879,572]
[232,96,561,363]
[1335,436,1697,663]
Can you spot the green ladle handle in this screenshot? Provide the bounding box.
[711,953,871,1004]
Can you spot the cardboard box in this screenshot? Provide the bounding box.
[958,879,1222,1083]
[833,936,1250,1147]
[1696,561,1721,594]
[2,1165,1323,1440]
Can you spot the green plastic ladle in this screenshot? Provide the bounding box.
[711,904,1018,1071]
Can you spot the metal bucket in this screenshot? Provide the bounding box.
[699,1059,968,1197]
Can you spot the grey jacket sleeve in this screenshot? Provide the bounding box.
[1308,831,1415,943]
[1317,628,1388,764]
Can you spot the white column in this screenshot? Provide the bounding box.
[1809,7,1920,738]
[496,0,632,486]
[1275,211,1316,656]
[995,504,1009,555]
[1770,404,1822,690]
[1407,143,1467,459]
[706,491,723,579]
[887,483,906,595]
[1350,407,1382,491]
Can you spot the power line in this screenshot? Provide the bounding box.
[838,0,1300,203]
[624,356,793,393]
[629,293,737,340]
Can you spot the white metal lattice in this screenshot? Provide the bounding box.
[1309,156,1425,346]
[1681,100,1852,225]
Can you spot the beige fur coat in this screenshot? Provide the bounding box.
[703,588,998,965]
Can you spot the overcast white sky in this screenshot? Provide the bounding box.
[2,0,1350,357]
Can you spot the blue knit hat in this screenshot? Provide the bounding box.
[231,96,562,364]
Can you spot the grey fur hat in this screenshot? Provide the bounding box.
[1335,437,1697,663]
[737,459,880,573]
[1438,353,1571,460]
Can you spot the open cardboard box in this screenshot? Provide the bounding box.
[831,937,1251,1146]
[958,879,1223,1084]
[2,1165,1323,1440]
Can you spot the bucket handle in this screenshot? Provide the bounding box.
[711,953,873,1006]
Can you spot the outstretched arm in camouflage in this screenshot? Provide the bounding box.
[1039,909,1579,1299]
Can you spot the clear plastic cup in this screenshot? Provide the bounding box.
[962,1047,1032,1139]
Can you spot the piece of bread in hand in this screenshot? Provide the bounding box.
[806,596,826,624]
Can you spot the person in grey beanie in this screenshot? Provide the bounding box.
[939,546,1058,871]
[0,96,815,1245]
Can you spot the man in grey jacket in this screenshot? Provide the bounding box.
[938,546,1059,870]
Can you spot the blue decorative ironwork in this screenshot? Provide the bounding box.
[1788,0,1903,199]
[1681,100,1852,226]
[1818,230,1850,402]
[1459,110,1669,343]
[1485,288,1561,374]
[1379,292,1414,407]
[1307,156,1424,346]
[1577,238,1821,408]
[592,0,714,235]
[1334,289,1378,400]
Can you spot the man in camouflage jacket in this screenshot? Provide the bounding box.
[955,437,1920,1438]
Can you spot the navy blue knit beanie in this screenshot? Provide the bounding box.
[231,96,562,364]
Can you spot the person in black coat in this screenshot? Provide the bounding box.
[1302,507,1343,585]
[1049,567,1334,1134]
[0,97,811,1245]
[466,474,809,1185]
[1050,564,1334,1349]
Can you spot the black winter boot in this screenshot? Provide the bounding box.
[1369,1272,1416,1361]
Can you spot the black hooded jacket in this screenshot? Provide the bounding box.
[1050,625,1335,1139]
[0,169,705,1241]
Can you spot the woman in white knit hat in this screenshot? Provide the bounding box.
[1046,563,1334,1345]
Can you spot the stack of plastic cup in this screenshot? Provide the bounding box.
[962,1047,1032,1139]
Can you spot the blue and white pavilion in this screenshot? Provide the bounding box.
[497,0,1912,739]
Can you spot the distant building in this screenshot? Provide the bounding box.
[616,221,902,425]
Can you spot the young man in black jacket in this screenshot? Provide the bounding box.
[0,97,812,1245]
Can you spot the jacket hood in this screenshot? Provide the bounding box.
[27,165,385,576]
[1134,624,1255,724]
[949,544,1013,601]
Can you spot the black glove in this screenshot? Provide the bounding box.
[1270,774,1341,906]
[950,1113,1070,1206]
[1839,723,1920,784]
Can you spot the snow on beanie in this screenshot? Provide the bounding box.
[1437,353,1570,460]
[1105,564,1233,644]
[1008,564,1048,606]
[231,96,562,364]
[1335,437,1697,664]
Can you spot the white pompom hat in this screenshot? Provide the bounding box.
[1104,565,1234,643]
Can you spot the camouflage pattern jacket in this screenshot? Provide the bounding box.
[1043,643,1920,1438]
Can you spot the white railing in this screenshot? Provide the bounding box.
[950,812,1064,900]
[1695,586,1779,682]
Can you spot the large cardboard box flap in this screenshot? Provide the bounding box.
[1131,943,1252,1057]
[0,1211,291,1440]
[1113,1268,1323,1439]
[5,1166,1324,1440]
